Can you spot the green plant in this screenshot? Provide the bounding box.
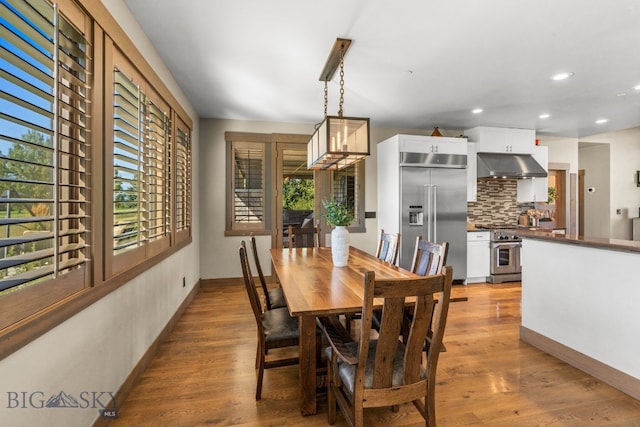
[322,198,354,227]
[547,186,558,204]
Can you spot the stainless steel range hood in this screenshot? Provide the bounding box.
[477,152,547,179]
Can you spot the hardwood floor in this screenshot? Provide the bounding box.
[109,282,640,426]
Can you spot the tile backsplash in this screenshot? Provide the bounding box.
[467,180,521,226]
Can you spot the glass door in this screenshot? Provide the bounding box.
[274,143,315,248]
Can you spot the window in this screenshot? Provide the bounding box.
[0,0,193,357]
[106,44,177,275]
[225,134,272,234]
[0,0,90,328]
[332,162,364,231]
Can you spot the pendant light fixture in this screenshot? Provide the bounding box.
[307,38,370,170]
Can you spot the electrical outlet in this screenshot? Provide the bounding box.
[182,277,186,288]
[616,209,622,215]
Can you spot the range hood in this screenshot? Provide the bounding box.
[477,152,547,179]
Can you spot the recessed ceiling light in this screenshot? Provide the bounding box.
[634,85,640,91]
[538,113,550,119]
[471,108,483,114]
[595,118,608,124]
[551,72,574,81]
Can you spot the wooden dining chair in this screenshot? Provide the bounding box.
[411,236,448,276]
[238,242,299,400]
[319,267,453,427]
[375,229,400,265]
[249,233,287,310]
[288,225,320,248]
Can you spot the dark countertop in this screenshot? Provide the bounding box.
[516,229,640,254]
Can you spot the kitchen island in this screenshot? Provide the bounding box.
[517,231,640,399]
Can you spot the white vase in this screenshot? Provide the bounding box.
[331,226,350,267]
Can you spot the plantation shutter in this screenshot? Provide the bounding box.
[0,0,90,293]
[146,94,170,244]
[231,141,265,229]
[112,68,145,254]
[175,116,191,236]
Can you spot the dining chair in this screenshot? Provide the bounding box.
[238,242,299,400]
[288,225,320,248]
[319,266,453,427]
[410,236,448,276]
[375,229,400,265]
[249,233,287,310]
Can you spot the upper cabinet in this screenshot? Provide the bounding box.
[465,126,536,154]
[394,134,467,155]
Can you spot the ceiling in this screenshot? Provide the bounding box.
[123,0,640,139]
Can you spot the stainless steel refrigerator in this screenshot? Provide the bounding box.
[377,135,467,282]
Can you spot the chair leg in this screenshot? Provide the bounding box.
[354,405,364,427]
[255,343,260,369]
[256,351,265,401]
[327,364,336,424]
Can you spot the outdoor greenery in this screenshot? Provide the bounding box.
[282,177,314,211]
[547,186,557,204]
[322,197,354,227]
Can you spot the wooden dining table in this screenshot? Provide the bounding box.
[269,246,421,416]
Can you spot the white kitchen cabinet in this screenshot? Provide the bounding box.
[467,231,490,283]
[396,134,467,155]
[467,142,477,201]
[517,146,548,202]
[465,126,536,154]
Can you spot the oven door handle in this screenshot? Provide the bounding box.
[491,242,522,248]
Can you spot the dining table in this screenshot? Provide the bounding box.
[269,246,421,416]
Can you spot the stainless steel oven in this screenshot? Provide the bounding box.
[488,230,521,283]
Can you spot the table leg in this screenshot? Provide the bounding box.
[299,315,317,415]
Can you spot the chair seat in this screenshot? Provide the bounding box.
[268,287,287,309]
[262,307,299,342]
[326,340,426,395]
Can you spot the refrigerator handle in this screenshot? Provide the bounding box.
[425,184,434,242]
[433,184,437,242]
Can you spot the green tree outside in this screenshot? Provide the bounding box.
[282,177,314,211]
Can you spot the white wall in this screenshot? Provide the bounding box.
[198,118,444,280]
[538,135,579,173]
[579,143,611,238]
[581,127,640,239]
[0,1,200,426]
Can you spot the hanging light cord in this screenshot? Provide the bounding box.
[338,43,345,118]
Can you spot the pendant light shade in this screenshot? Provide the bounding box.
[307,116,369,170]
[307,38,370,171]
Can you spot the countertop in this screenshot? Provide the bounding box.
[515,229,640,253]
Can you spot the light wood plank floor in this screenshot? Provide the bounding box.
[109,282,640,426]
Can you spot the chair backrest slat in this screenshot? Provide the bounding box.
[239,242,264,325]
[249,233,273,310]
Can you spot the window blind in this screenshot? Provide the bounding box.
[112,69,145,254]
[232,142,264,226]
[0,0,89,293]
[146,99,170,242]
[175,120,191,232]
